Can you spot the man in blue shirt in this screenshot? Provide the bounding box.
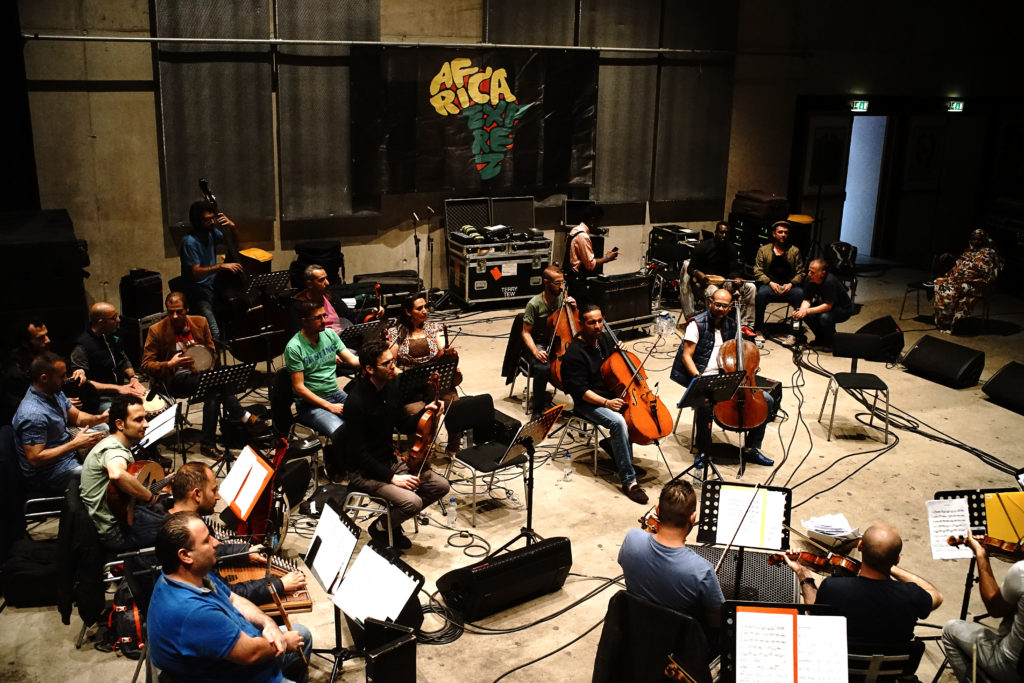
[147,511,312,683]
[618,480,724,641]
[12,351,108,496]
[179,199,244,340]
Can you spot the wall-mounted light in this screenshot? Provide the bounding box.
[849,100,869,113]
[947,100,964,113]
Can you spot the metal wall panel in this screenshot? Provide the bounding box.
[595,60,656,201]
[487,0,575,46]
[580,0,661,48]
[662,0,739,51]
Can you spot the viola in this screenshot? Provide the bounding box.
[948,534,1024,562]
[713,290,769,432]
[766,549,861,576]
[405,372,442,474]
[545,293,579,390]
[363,283,383,324]
[599,320,674,446]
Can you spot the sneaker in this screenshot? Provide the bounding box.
[742,448,774,466]
[781,334,799,348]
[622,484,649,504]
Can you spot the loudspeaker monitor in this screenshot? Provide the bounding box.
[902,335,985,389]
[983,361,1024,414]
[856,315,905,363]
[436,536,572,621]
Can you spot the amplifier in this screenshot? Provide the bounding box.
[121,312,165,370]
[587,272,651,326]
[436,536,572,621]
[690,545,797,603]
[119,269,163,319]
[648,224,699,264]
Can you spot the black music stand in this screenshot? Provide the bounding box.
[338,319,384,352]
[491,404,564,554]
[245,270,291,297]
[188,363,256,474]
[677,371,745,485]
[396,357,459,401]
[696,481,792,602]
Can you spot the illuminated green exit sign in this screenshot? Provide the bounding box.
[850,100,869,113]
[947,100,964,113]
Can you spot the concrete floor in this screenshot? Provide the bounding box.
[2,264,1023,682]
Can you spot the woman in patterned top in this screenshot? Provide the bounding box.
[933,229,1002,333]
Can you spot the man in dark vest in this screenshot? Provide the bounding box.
[671,289,774,475]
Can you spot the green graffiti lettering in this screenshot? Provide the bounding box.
[475,153,505,180]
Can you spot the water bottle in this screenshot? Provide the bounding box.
[446,496,458,529]
[563,457,573,482]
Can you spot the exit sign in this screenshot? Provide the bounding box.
[948,100,964,113]
[850,100,869,113]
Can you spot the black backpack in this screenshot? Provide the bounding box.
[107,580,144,660]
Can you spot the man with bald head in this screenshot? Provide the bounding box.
[70,302,146,413]
[783,523,942,644]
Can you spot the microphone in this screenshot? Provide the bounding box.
[426,205,436,216]
[412,211,420,222]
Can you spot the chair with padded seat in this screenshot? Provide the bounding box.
[818,332,890,443]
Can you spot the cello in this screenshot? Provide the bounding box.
[599,317,675,446]
[713,291,769,433]
[545,291,579,390]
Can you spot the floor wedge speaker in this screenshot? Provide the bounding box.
[856,315,905,363]
[902,335,984,389]
[436,537,572,621]
[983,361,1024,414]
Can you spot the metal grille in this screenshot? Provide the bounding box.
[690,545,798,604]
[595,61,656,201]
[445,198,491,231]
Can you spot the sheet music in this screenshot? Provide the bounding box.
[735,608,794,682]
[795,614,847,682]
[333,545,418,623]
[138,402,179,448]
[218,446,255,503]
[715,486,785,550]
[218,446,273,520]
[927,498,973,560]
[308,506,357,594]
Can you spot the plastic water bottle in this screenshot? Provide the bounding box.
[446,496,458,529]
[563,457,573,482]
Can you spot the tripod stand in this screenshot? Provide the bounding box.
[675,370,745,486]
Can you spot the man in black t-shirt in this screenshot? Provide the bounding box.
[791,259,853,347]
[782,524,942,644]
[687,222,755,327]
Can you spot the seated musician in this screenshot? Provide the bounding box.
[790,259,853,349]
[343,339,450,551]
[387,292,461,453]
[753,221,806,342]
[131,461,305,604]
[69,302,146,413]
[12,352,107,496]
[2,317,86,423]
[561,304,648,505]
[288,263,382,335]
[671,288,774,472]
[521,265,575,419]
[285,300,359,437]
[618,480,724,643]
[142,292,245,459]
[147,511,312,683]
[179,199,244,340]
[942,534,1023,682]
[79,395,158,551]
[782,523,942,645]
[687,222,755,328]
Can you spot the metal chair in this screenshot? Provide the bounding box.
[848,638,925,682]
[342,490,416,548]
[818,332,890,443]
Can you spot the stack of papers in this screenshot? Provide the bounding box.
[801,514,860,549]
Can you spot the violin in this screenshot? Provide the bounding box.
[405,372,442,474]
[638,509,659,533]
[713,290,769,432]
[947,534,1024,562]
[545,292,579,390]
[599,319,674,446]
[363,283,383,324]
[766,549,861,576]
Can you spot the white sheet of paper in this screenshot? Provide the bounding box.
[500,261,516,276]
[333,545,417,623]
[796,614,847,682]
[218,446,257,504]
[308,507,357,594]
[715,486,785,550]
[927,498,973,560]
[735,609,794,683]
[138,402,179,448]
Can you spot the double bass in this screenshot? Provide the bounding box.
[599,317,674,446]
[545,291,579,390]
[713,292,769,433]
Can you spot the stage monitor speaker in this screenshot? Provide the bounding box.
[690,545,797,603]
[856,315,905,363]
[587,273,650,325]
[902,335,985,389]
[983,361,1024,414]
[436,536,572,621]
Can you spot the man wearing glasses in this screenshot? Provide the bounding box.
[284,300,360,437]
[671,289,775,476]
[342,338,449,550]
[70,302,147,413]
[519,265,575,419]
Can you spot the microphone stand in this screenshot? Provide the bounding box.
[411,211,422,294]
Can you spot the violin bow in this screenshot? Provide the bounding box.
[544,289,568,357]
[782,522,844,556]
[715,483,762,574]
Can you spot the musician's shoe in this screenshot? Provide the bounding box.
[742,448,774,467]
[622,483,649,505]
[368,519,412,551]
[199,443,225,460]
[391,524,413,550]
[598,438,613,455]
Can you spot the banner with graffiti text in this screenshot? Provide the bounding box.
[351,46,597,203]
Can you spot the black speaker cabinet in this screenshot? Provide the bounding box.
[983,361,1024,414]
[690,545,797,603]
[119,269,163,319]
[587,273,651,326]
[436,536,572,621]
[902,335,985,389]
[856,315,905,363]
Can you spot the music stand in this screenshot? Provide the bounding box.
[245,270,291,297]
[677,370,745,485]
[696,481,791,602]
[490,404,564,554]
[337,319,384,352]
[396,356,459,401]
[188,363,256,474]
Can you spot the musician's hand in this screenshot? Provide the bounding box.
[281,571,306,592]
[533,349,548,363]
[392,474,420,490]
[326,402,344,416]
[770,282,781,294]
[966,533,986,558]
[220,261,244,274]
[373,306,386,319]
[792,308,807,320]
[262,623,288,655]
[70,369,86,384]
[215,212,235,229]
[780,283,792,294]
[442,345,458,357]
[565,296,577,307]
[280,628,304,653]
[169,352,194,370]
[69,397,83,408]
[605,398,626,412]
[605,249,619,261]
[693,271,706,286]
[71,428,105,450]
[733,277,744,288]
[780,554,812,581]
[126,377,146,396]
[426,400,444,413]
